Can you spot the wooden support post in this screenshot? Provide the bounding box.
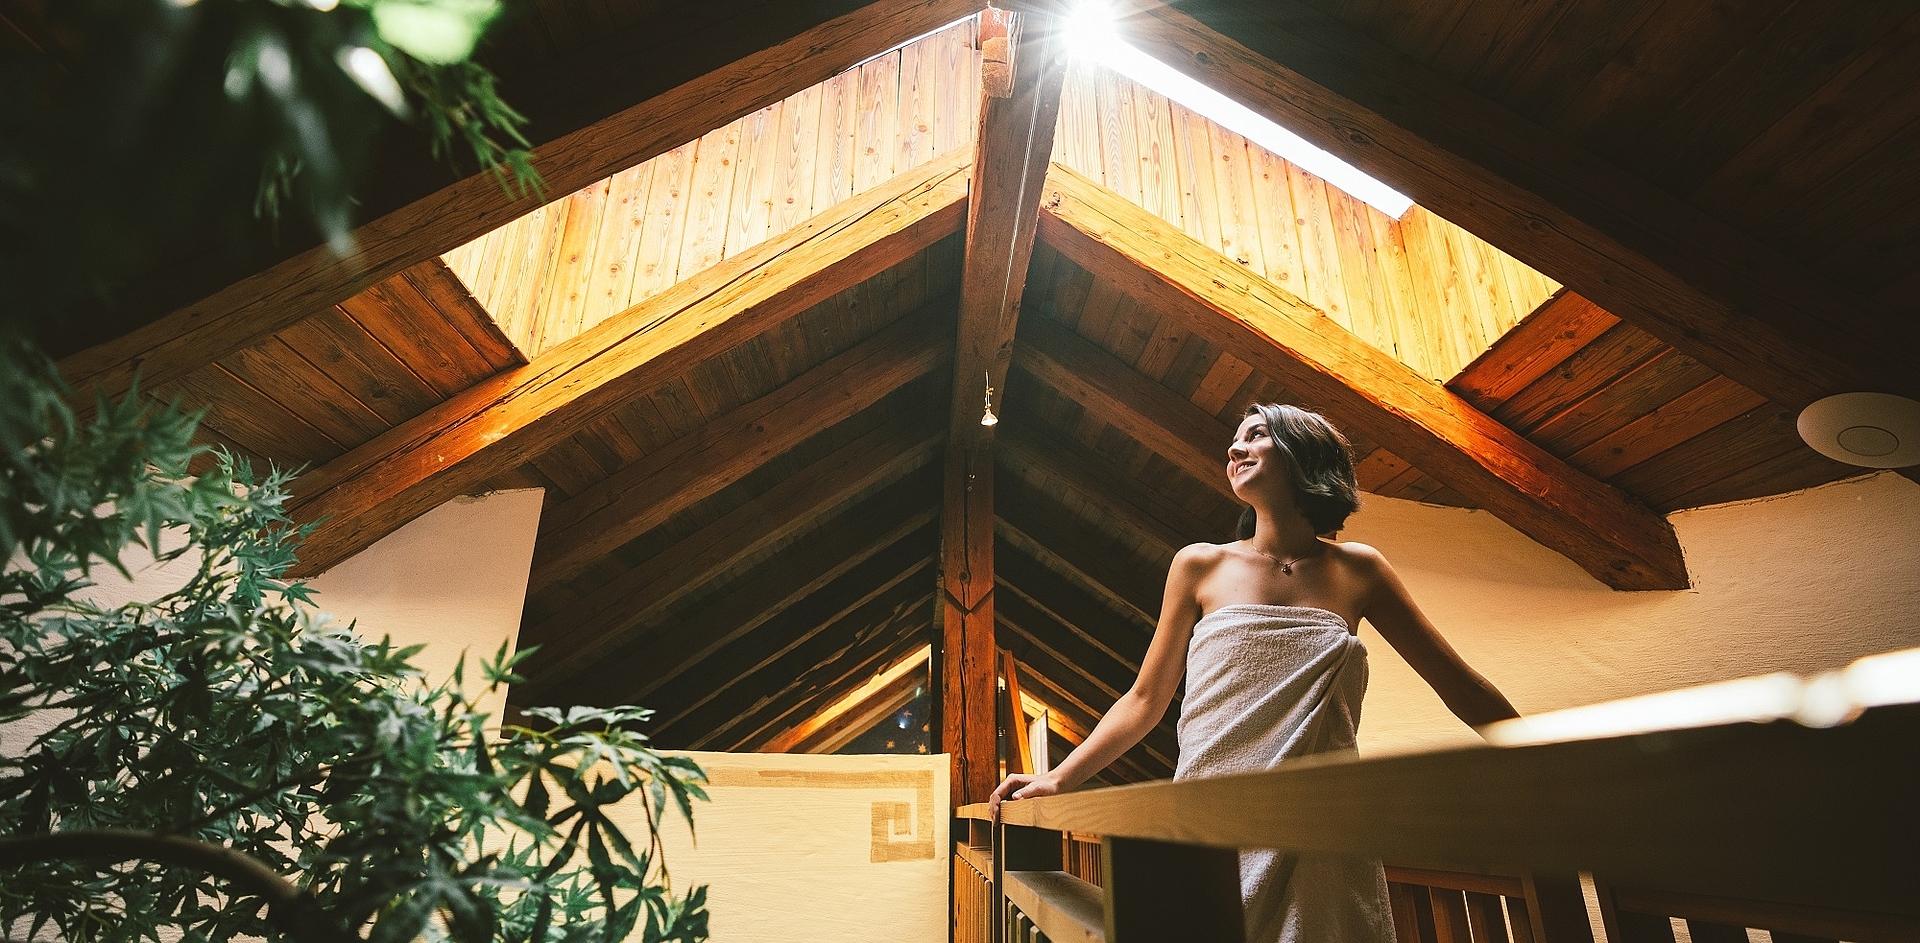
[941,446,998,807]
[1101,836,1244,943]
[1000,649,1033,776]
[1523,874,1595,943]
[949,5,1067,449]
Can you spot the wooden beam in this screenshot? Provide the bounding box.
[1111,0,1914,409]
[517,410,943,688]
[949,6,1068,449]
[1012,656,1164,786]
[995,474,1165,626]
[517,467,941,710]
[526,301,954,594]
[939,444,999,808]
[1013,316,1237,501]
[762,644,932,753]
[57,0,978,408]
[734,613,933,753]
[1039,163,1689,591]
[996,544,1155,676]
[999,422,1227,554]
[791,647,931,754]
[649,548,932,740]
[284,150,970,577]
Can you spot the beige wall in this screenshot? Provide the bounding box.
[1342,472,1920,755]
[643,751,951,943]
[304,489,544,720]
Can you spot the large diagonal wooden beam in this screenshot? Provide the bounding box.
[527,302,954,594]
[739,627,933,753]
[1040,163,1688,591]
[56,0,978,407]
[525,467,941,709]
[517,409,943,686]
[948,6,1068,448]
[284,150,970,577]
[1113,0,1913,408]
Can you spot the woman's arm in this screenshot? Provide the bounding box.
[988,546,1206,813]
[1355,546,1519,730]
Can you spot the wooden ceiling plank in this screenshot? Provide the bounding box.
[1490,321,1664,434]
[797,661,928,754]
[1000,628,1178,775]
[1110,0,1913,409]
[1015,316,1238,501]
[518,417,944,686]
[1528,349,1724,458]
[282,150,970,577]
[57,0,980,410]
[535,470,942,710]
[526,299,955,592]
[1568,376,1770,481]
[999,425,1227,553]
[651,552,933,740]
[686,582,931,752]
[1448,290,1621,414]
[997,543,1156,674]
[1040,162,1689,591]
[997,582,1147,702]
[400,258,527,372]
[995,481,1166,629]
[760,643,932,754]
[949,6,1068,448]
[737,619,934,753]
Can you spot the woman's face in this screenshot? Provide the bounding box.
[1227,412,1286,500]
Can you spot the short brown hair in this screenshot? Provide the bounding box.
[1234,403,1360,537]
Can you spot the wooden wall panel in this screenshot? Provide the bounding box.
[443,18,982,357]
[1050,60,1558,383]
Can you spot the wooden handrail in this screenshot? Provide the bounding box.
[967,704,1919,918]
[1004,871,1105,943]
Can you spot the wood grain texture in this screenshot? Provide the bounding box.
[997,705,1920,919]
[285,150,971,577]
[526,304,953,591]
[1110,0,1914,410]
[940,445,1000,807]
[1039,163,1687,590]
[950,8,1068,448]
[57,0,981,411]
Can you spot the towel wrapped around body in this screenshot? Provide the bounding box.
[1175,604,1396,943]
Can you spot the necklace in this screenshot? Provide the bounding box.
[1251,543,1317,575]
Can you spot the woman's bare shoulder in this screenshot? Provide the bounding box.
[1325,539,1393,574]
[1171,541,1236,576]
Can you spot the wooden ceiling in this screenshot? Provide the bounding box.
[46,1,1914,782]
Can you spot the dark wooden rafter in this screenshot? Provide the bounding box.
[1010,657,1163,784]
[56,0,979,409]
[1013,316,1237,503]
[1110,0,1916,410]
[997,429,1218,555]
[284,150,971,577]
[948,5,1068,449]
[526,301,956,595]
[1039,163,1690,591]
[517,405,945,686]
[647,544,934,742]
[514,467,942,710]
[763,644,931,754]
[738,626,933,753]
[995,473,1166,627]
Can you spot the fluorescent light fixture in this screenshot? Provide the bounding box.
[1063,3,1415,218]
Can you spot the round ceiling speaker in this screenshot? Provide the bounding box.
[1797,392,1920,468]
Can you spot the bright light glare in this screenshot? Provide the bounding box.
[1063,3,1414,218]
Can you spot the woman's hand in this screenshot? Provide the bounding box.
[988,772,1061,818]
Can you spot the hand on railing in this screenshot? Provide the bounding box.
[988,771,1062,818]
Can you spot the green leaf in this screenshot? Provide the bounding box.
[370,0,502,65]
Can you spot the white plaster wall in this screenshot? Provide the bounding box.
[303,489,545,720]
[1342,472,1920,755]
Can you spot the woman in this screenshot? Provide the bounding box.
[989,403,1518,943]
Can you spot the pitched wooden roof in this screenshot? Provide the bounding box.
[51,1,1916,778]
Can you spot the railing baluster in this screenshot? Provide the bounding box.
[1464,890,1512,943]
[1431,887,1474,943]
[1504,895,1536,943]
[1521,875,1594,943]
[1100,836,1243,942]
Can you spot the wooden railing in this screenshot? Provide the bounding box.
[952,703,1919,943]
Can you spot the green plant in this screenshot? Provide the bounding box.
[1,0,540,321]
[0,344,710,943]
